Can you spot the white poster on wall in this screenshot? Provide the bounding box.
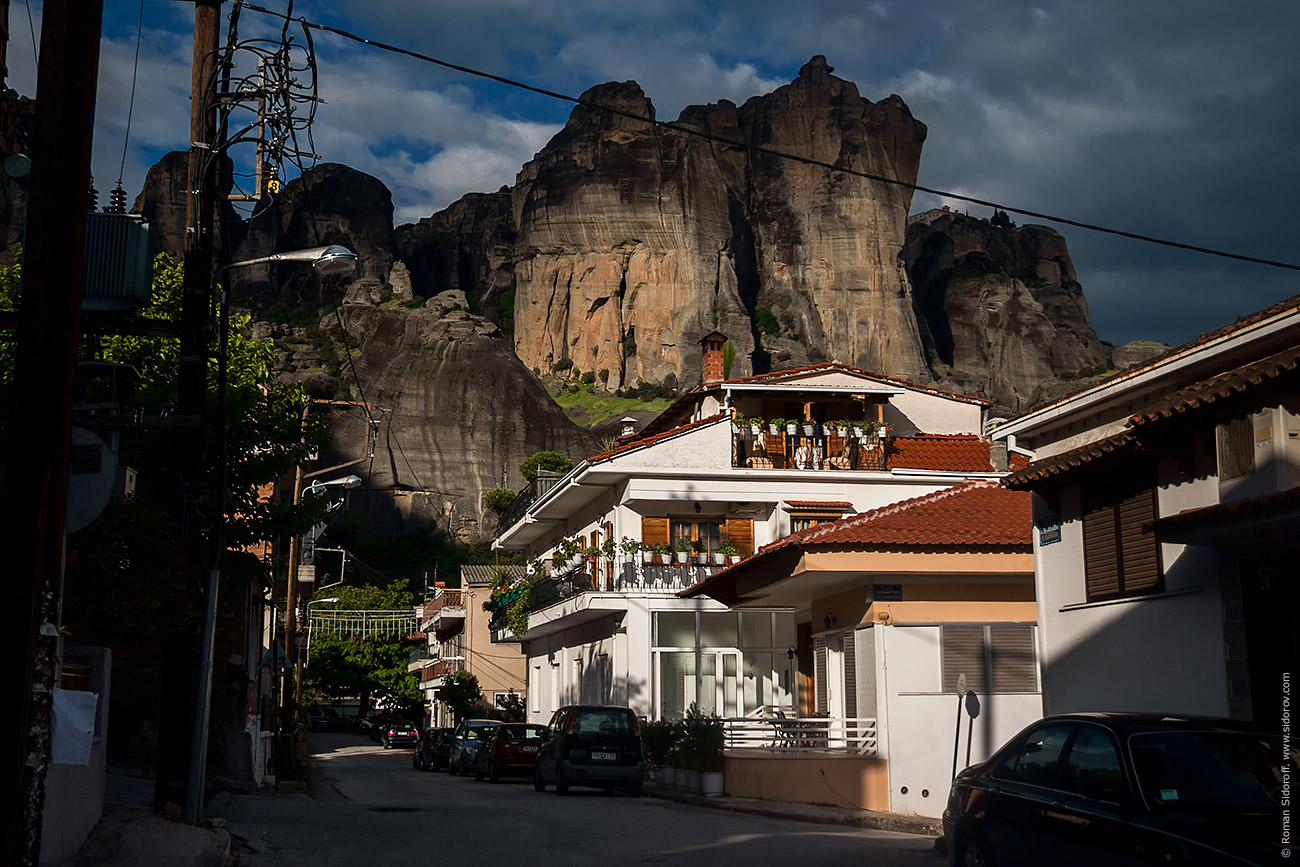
[51,688,99,765]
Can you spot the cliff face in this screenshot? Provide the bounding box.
[397,191,515,316]
[904,208,1107,411]
[510,57,930,389]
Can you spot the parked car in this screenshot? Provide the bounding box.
[306,707,327,732]
[532,705,643,796]
[367,714,404,743]
[447,719,500,776]
[944,713,1290,867]
[474,723,549,782]
[380,721,419,749]
[413,727,454,771]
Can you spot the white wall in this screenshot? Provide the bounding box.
[875,626,1042,819]
[1032,481,1231,718]
[885,388,984,436]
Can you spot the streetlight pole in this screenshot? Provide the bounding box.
[183,245,357,824]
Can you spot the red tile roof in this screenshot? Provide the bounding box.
[1129,343,1300,427]
[587,412,728,464]
[1002,430,1135,489]
[1118,293,1300,378]
[887,435,996,472]
[1009,452,1032,472]
[784,501,854,510]
[681,481,1032,599]
[1153,486,1300,533]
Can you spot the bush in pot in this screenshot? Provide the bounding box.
[642,718,679,785]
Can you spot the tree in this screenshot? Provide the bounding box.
[482,488,517,516]
[519,450,572,483]
[441,670,483,723]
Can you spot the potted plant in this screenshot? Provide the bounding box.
[600,537,618,562]
[680,703,724,794]
[674,537,691,565]
[801,419,816,436]
[653,542,672,564]
[691,538,708,565]
[718,536,738,564]
[642,718,678,786]
[785,419,799,435]
[749,417,764,436]
[829,420,848,434]
[553,536,581,572]
[768,417,784,435]
[731,410,744,434]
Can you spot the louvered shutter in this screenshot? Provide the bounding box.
[989,627,1037,692]
[724,518,753,557]
[813,635,828,713]
[604,521,615,587]
[942,627,988,693]
[843,632,857,719]
[1118,490,1162,594]
[854,627,877,722]
[1083,504,1120,601]
[642,517,669,549]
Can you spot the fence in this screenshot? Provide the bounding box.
[722,716,878,756]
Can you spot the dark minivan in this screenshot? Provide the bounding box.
[533,705,643,796]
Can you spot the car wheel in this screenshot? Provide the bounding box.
[956,830,996,867]
[533,768,546,792]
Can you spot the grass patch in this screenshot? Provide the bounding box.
[551,383,672,428]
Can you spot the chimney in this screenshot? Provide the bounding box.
[619,416,638,438]
[701,331,728,386]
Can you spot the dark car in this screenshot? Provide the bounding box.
[447,719,500,775]
[943,713,1290,867]
[532,705,643,796]
[474,723,549,782]
[413,727,454,771]
[367,714,404,743]
[380,721,419,749]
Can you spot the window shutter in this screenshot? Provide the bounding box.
[843,632,857,719]
[1083,504,1120,601]
[725,518,753,557]
[642,517,669,549]
[942,627,987,693]
[813,635,828,713]
[854,627,877,722]
[1118,490,1162,594]
[989,627,1037,692]
[1217,416,1254,480]
[604,521,615,586]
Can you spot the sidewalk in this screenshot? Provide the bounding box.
[644,781,944,838]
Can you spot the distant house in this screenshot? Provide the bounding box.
[995,294,1300,722]
[492,334,1015,737]
[683,480,1040,817]
[414,566,528,726]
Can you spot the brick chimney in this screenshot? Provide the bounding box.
[701,331,728,386]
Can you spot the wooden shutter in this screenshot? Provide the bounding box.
[1083,503,1120,601]
[1118,490,1162,594]
[724,518,753,557]
[942,627,987,693]
[989,627,1037,692]
[813,635,828,713]
[604,522,615,587]
[642,517,669,549]
[1216,416,1254,480]
[843,632,857,719]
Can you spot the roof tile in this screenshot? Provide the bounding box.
[887,435,995,472]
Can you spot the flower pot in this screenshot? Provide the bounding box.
[768,424,779,435]
[749,424,762,436]
[681,769,702,793]
[729,555,741,564]
[711,553,726,565]
[696,552,709,565]
[658,766,676,787]
[802,424,815,436]
[852,426,864,437]
[675,552,689,565]
[642,551,654,564]
[785,423,798,435]
[701,771,724,797]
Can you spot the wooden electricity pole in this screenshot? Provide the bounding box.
[0,2,104,863]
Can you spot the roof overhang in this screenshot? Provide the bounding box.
[522,593,626,640]
[722,383,905,396]
[1153,488,1300,547]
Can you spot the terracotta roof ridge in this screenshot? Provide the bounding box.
[718,363,990,405]
[893,433,985,440]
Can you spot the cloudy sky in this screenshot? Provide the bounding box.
[8,1,1297,346]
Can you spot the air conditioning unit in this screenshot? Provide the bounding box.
[82,212,151,311]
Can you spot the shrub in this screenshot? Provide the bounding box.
[482,488,517,515]
[552,357,574,373]
[519,451,572,483]
[752,305,780,337]
[642,719,679,768]
[581,370,596,385]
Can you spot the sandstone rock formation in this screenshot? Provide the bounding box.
[509,57,930,390]
[904,208,1107,411]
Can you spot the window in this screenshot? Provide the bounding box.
[642,516,753,556]
[1083,488,1163,602]
[942,626,1037,693]
[1216,416,1254,480]
[994,724,1073,788]
[1060,727,1125,803]
[791,511,846,532]
[670,519,722,554]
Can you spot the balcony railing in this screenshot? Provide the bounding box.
[529,557,727,613]
[722,716,878,756]
[421,590,466,635]
[496,469,566,533]
[419,658,463,685]
[732,426,889,471]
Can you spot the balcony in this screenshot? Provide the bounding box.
[419,658,463,687]
[531,557,728,613]
[421,590,465,636]
[732,426,889,471]
[497,469,566,533]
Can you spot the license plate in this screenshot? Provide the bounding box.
[591,751,616,761]
[522,745,538,752]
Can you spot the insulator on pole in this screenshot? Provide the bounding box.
[106,181,128,214]
[88,175,99,212]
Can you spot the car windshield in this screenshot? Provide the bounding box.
[1130,731,1288,812]
[499,724,547,740]
[574,710,634,735]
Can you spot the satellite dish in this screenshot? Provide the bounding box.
[66,427,115,533]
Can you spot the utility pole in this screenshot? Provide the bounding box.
[155,0,222,816]
[0,2,104,863]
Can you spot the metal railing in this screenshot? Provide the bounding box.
[732,426,889,471]
[531,557,727,612]
[496,470,566,532]
[721,716,878,756]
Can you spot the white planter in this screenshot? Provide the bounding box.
[696,553,709,565]
[729,555,741,564]
[785,424,798,435]
[681,769,702,793]
[701,771,724,797]
[750,425,762,436]
[769,424,779,435]
[658,766,676,787]
[642,551,654,564]
[675,552,689,564]
[802,424,815,436]
[711,553,726,565]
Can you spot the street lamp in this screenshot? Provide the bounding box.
[187,245,358,823]
[304,596,340,666]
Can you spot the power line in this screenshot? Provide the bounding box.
[238,1,1300,273]
[116,0,145,187]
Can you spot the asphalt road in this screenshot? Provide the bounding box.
[216,733,940,866]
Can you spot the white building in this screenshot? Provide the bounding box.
[493,339,1011,729]
[995,294,1300,722]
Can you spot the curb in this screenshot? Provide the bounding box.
[643,786,942,838]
